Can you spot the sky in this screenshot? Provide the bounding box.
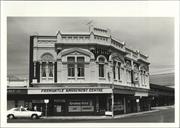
[7,17,174,79]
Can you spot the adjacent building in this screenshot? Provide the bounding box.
[8,25,151,116]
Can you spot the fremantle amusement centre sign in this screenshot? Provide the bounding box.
[28,88,112,94]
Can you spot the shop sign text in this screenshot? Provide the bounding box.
[28,88,112,94]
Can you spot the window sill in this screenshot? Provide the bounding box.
[127,82,131,84]
[68,77,75,80]
[118,80,122,83]
[99,77,106,80]
[77,77,85,80]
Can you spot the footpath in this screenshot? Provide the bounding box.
[41,105,174,120]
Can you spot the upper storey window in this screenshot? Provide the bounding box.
[77,57,85,77]
[125,60,132,83]
[49,62,53,77]
[42,62,46,77]
[113,61,121,81]
[67,56,85,78]
[118,62,121,81]
[41,53,54,81]
[113,61,116,79]
[133,64,139,82]
[98,57,105,77]
[67,57,75,77]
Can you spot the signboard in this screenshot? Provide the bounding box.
[135,91,148,97]
[28,88,112,94]
[113,89,134,95]
[7,89,27,94]
[68,106,81,112]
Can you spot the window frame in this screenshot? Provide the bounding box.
[118,62,121,81]
[67,57,75,78]
[40,53,55,82]
[77,57,85,78]
[98,57,106,78]
[67,56,85,79]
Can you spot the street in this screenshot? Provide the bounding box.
[7,107,174,123]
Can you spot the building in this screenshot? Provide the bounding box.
[8,25,151,116]
[7,78,28,110]
[149,84,174,107]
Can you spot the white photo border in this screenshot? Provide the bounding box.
[1,1,179,128]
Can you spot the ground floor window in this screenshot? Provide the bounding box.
[114,99,124,111]
[68,100,94,112]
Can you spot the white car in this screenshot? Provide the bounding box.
[7,107,42,119]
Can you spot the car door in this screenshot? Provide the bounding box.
[13,108,22,117]
[20,108,31,118]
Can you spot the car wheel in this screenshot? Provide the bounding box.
[8,114,14,119]
[31,114,38,119]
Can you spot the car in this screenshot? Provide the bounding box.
[7,107,42,119]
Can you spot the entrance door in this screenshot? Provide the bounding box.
[53,102,66,116]
[32,103,46,116]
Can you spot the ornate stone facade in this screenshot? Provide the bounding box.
[28,25,151,116]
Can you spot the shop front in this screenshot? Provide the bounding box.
[7,87,151,116]
[26,87,112,116]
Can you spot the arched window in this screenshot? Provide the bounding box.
[98,57,105,77]
[133,64,139,82]
[140,66,146,86]
[113,61,116,79]
[118,62,121,81]
[41,53,54,80]
[125,60,132,83]
[42,62,46,77]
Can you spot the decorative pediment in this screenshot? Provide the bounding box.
[41,53,54,62]
[134,63,139,71]
[57,47,95,60]
[69,51,82,55]
[109,52,125,64]
[139,64,149,71]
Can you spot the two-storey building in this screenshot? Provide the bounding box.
[8,25,151,116]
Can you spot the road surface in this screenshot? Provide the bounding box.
[7,107,174,123]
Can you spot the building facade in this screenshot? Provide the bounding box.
[149,84,174,107]
[8,25,151,116]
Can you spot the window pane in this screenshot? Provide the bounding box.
[14,108,20,111]
[113,61,116,79]
[67,57,75,77]
[67,57,75,63]
[99,64,104,77]
[42,62,46,77]
[77,57,84,63]
[118,63,121,80]
[99,57,105,63]
[77,57,84,77]
[78,63,84,77]
[21,108,26,111]
[68,64,75,77]
[48,62,53,77]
